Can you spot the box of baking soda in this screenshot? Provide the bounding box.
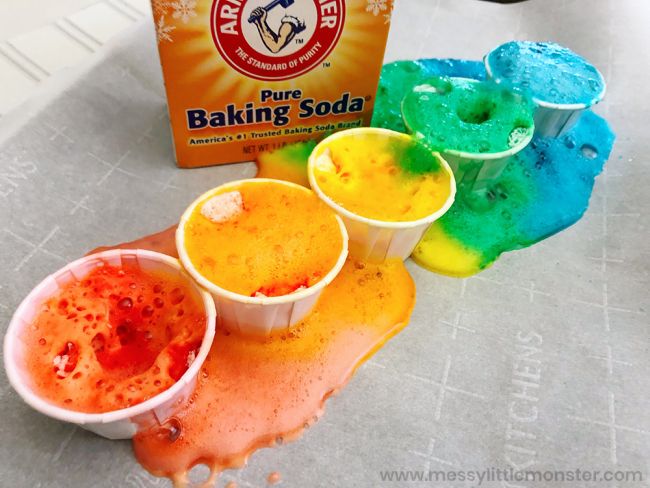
[152,0,394,167]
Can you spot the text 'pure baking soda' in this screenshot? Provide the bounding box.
[152,0,394,167]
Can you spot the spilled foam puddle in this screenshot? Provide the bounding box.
[93,229,415,486]
[252,58,614,277]
[372,58,614,276]
[83,53,614,485]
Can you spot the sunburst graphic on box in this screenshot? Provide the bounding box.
[153,0,390,105]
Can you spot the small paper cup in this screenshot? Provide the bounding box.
[484,46,606,138]
[176,179,349,337]
[307,128,456,262]
[527,99,594,138]
[402,77,534,193]
[439,130,532,194]
[3,249,216,440]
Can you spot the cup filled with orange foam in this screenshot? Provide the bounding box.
[308,128,456,262]
[3,249,216,439]
[176,178,349,336]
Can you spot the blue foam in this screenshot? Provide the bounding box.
[485,41,605,106]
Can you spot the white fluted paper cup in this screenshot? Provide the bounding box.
[176,179,348,336]
[440,130,532,194]
[526,99,594,138]
[484,41,606,138]
[307,128,456,262]
[3,249,216,440]
[401,77,534,193]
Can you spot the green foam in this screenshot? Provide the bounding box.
[401,77,535,154]
[371,59,488,133]
[427,110,614,272]
[435,153,538,267]
[279,140,317,165]
[256,57,615,276]
[373,61,427,133]
[389,137,444,176]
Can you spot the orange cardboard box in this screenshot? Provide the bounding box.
[152,0,393,167]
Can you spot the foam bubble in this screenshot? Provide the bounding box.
[200,191,243,223]
[314,150,337,173]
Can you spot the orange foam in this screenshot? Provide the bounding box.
[21,262,206,413]
[93,228,414,487]
[183,181,344,297]
[133,257,413,485]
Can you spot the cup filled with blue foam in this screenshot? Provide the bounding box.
[484,41,606,138]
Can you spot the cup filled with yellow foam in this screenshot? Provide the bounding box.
[308,128,456,262]
[3,249,216,440]
[176,178,348,336]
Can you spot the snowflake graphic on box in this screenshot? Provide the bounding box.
[154,0,196,43]
[156,0,391,44]
[366,0,388,16]
[383,0,394,24]
[152,0,169,16]
[156,15,176,43]
[171,0,197,23]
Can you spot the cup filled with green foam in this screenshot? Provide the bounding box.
[308,128,456,262]
[485,41,606,138]
[401,76,535,193]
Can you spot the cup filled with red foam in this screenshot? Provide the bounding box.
[485,41,606,138]
[308,128,456,262]
[400,76,535,194]
[176,178,349,336]
[3,249,216,440]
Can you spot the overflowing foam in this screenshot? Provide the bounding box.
[132,258,414,486]
[372,59,487,133]
[401,76,535,154]
[68,52,614,486]
[485,41,605,106]
[255,56,614,276]
[21,262,206,412]
[90,231,414,487]
[256,141,317,187]
[413,111,614,275]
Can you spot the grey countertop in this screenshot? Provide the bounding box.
[1,0,648,487]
